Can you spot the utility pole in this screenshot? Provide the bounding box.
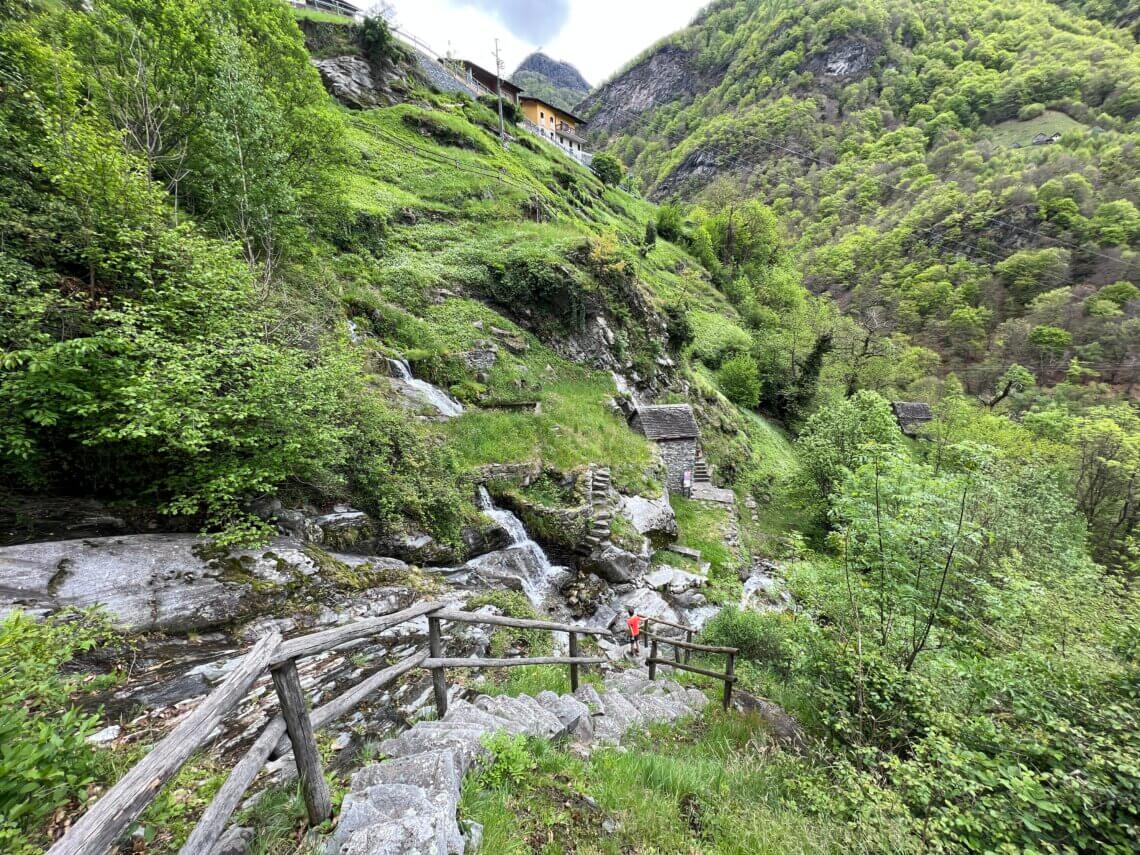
[494,38,506,147]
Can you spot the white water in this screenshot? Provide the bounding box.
[386,358,464,419]
[469,487,566,608]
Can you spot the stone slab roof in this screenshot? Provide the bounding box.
[632,405,699,440]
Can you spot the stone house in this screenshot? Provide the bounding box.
[629,405,700,493]
[891,401,934,437]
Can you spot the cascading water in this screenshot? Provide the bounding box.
[468,487,567,608]
[385,357,464,419]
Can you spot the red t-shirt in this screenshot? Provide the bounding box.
[626,615,642,637]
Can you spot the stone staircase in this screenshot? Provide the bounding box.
[693,450,711,485]
[578,467,615,555]
[327,667,707,854]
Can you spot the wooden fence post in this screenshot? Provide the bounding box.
[568,631,579,692]
[271,660,332,826]
[673,642,681,664]
[648,638,658,681]
[684,629,693,664]
[722,652,735,711]
[428,615,447,717]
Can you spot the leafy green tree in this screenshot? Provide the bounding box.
[717,353,761,408]
[796,390,902,504]
[656,203,684,241]
[591,152,623,186]
[994,248,1071,304]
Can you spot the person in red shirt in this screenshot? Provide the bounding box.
[625,606,643,657]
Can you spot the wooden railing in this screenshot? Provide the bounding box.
[644,617,738,710]
[48,602,608,855]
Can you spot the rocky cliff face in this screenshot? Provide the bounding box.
[511,52,591,113]
[577,44,724,137]
[513,52,590,95]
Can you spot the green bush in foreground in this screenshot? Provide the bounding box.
[0,611,118,852]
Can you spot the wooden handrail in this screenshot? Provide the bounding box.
[645,657,738,683]
[49,632,283,855]
[272,601,441,664]
[644,632,738,654]
[53,600,614,853]
[433,608,612,636]
[423,655,607,669]
[643,615,693,633]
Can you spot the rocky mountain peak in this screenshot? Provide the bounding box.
[513,52,590,93]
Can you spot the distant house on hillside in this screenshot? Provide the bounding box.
[455,59,523,105]
[630,405,700,493]
[519,95,591,165]
[1032,131,1063,145]
[891,401,934,437]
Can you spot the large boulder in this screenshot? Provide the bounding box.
[582,544,648,584]
[618,493,677,539]
[0,534,327,632]
[312,56,387,109]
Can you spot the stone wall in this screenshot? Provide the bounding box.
[659,438,696,494]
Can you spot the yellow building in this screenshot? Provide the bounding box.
[519,96,589,155]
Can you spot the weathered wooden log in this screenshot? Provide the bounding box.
[431,608,611,636]
[271,659,331,825]
[49,632,282,855]
[645,657,739,683]
[272,601,441,664]
[644,633,738,654]
[568,632,580,692]
[421,656,606,669]
[429,616,448,717]
[648,639,659,681]
[684,629,693,664]
[643,615,693,633]
[723,652,736,710]
[180,716,287,855]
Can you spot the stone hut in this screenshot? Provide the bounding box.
[891,401,934,437]
[629,405,700,493]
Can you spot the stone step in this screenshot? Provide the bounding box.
[573,683,606,717]
[332,783,458,855]
[443,699,528,736]
[375,725,487,772]
[474,693,565,739]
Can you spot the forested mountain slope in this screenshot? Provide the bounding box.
[584,0,1140,391]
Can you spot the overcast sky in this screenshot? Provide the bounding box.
[378,0,710,85]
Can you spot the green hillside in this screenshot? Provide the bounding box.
[584,0,1140,392]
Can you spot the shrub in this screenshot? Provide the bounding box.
[0,611,117,849]
[358,16,406,65]
[702,607,794,672]
[478,94,522,125]
[717,354,762,408]
[688,310,752,366]
[656,203,685,241]
[1018,102,1045,120]
[591,152,623,186]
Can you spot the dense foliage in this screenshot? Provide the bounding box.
[589,0,1140,396]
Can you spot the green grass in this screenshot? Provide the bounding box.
[670,495,743,602]
[987,109,1085,147]
[289,6,353,24]
[458,708,914,854]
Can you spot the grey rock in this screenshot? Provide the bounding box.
[313,56,386,110]
[85,724,120,745]
[731,691,808,752]
[618,494,677,538]
[209,825,253,855]
[462,820,483,853]
[0,534,324,632]
[584,544,647,584]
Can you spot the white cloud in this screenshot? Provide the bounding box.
[383,0,709,84]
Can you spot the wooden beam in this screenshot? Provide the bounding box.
[568,632,579,692]
[431,608,611,636]
[422,656,606,669]
[648,638,658,681]
[273,601,441,665]
[684,629,693,664]
[428,616,447,718]
[271,660,332,826]
[645,657,739,683]
[180,716,287,855]
[49,631,282,855]
[644,633,738,654]
[723,652,736,710]
[644,615,693,633]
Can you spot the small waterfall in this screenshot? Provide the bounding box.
[470,487,565,607]
[385,357,464,419]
